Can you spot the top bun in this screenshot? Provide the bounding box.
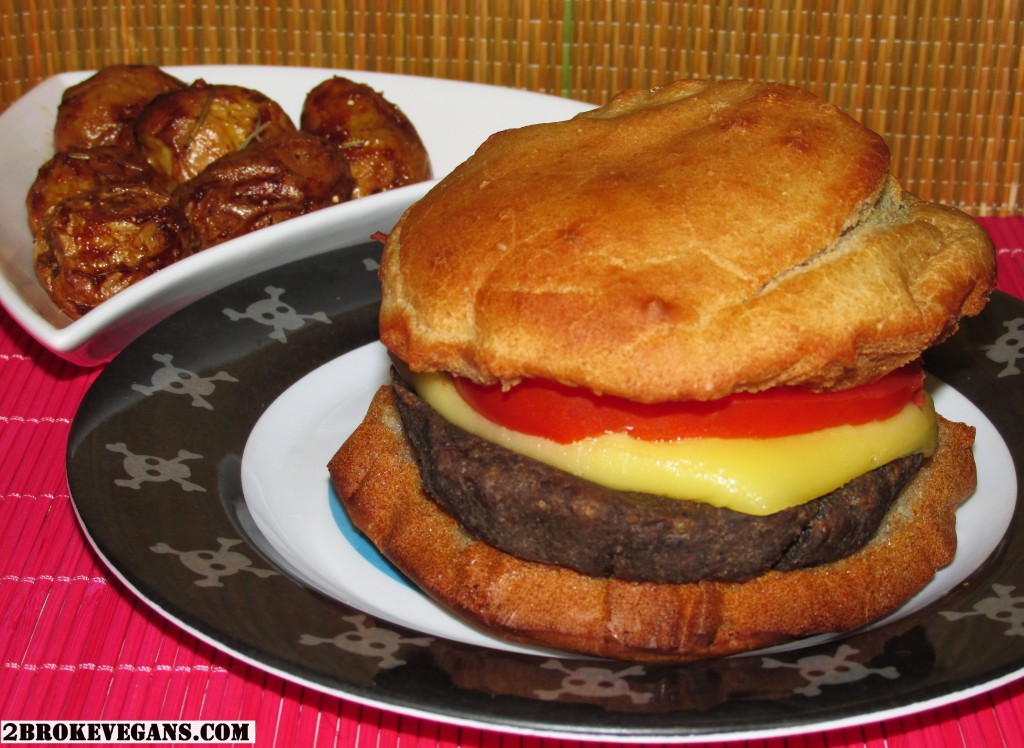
[379,80,995,402]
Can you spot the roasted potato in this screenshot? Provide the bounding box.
[34,184,196,318]
[300,76,431,197]
[174,131,356,249]
[26,146,164,237]
[134,81,296,188]
[29,66,429,318]
[54,65,185,151]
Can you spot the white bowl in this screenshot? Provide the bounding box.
[0,65,592,366]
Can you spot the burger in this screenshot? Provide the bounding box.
[328,79,996,662]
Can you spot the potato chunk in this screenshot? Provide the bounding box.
[301,76,431,198]
[134,81,296,188]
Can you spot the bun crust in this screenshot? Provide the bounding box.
[329,386,977,662]
[379,80,995,401]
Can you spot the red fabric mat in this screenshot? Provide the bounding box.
[1,218,1022,747]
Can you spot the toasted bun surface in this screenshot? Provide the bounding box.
[329,385,977,663]
[379,79,995,401]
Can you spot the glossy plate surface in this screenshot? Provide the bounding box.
[0,66,591,365]
[68,242,1023,743]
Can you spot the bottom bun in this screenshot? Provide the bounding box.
[329,385,978,662]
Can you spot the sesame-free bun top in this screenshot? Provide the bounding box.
[379,79,995,402]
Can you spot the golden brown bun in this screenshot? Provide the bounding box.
[329,385,977,663]
[379,79,995,401]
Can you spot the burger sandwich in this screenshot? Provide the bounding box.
[328,79,996,662]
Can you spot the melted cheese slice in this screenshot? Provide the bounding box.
[408,371,938,516]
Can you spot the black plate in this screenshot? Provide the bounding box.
[67,242,1024,742]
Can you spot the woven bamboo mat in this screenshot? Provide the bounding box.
[1,1,1020,215]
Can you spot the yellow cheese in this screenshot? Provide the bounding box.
[408,371,939,516]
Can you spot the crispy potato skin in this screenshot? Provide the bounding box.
[26,146,165,236]
[134,81,297,188]
[33,184,196,318]
[301,76,431,197]
[173,131,355,249]
[29,68,424,316]
[54,65,185,151]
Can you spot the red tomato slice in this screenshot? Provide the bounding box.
[453,362,926,443]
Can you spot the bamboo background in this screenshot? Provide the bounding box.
[0,0,1021,215]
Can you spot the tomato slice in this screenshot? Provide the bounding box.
[453,362,926,443]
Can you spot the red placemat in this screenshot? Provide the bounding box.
[0,217,1022,747]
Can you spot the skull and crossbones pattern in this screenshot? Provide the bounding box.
[299,614,433,669]
[761,644,899,696]
[982,317,1024,378]
[107,442,205,492]
[940,584,1024,636]
[150,537,278,587]
[533,660,654,704]
[223,286,330,343]
[131,353,237,409]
